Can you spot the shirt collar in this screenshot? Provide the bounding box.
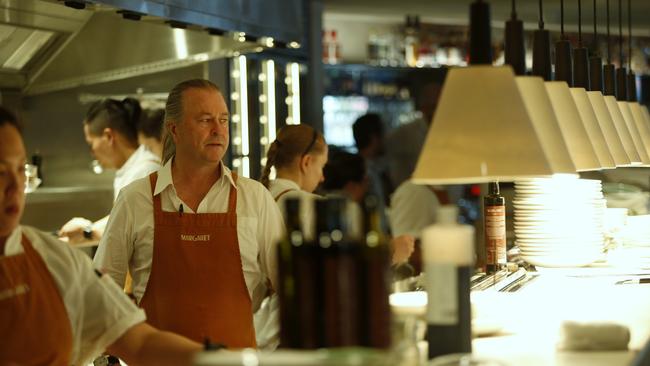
[272,178,301,192]
[2,226,22,256]
[116,145,146,177]
[154,159,236,196]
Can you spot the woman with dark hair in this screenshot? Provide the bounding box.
[138,108,165,158]
[59,98,160,244]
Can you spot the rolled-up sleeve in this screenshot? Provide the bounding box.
[93,189,134,288]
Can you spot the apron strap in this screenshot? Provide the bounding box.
[274,189,296,202]
[227,172,238,214]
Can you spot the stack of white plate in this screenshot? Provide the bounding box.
[623,215,650,247]
[514,176,606,267]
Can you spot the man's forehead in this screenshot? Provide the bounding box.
[182,88,228,114]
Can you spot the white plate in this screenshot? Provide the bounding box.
[522,254,601,268]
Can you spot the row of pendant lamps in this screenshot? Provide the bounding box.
[412,0,650,185]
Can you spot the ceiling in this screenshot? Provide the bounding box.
[323,0,650,36]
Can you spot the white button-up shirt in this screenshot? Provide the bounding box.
[94,160,284,312]
[3,226,145,365]
[113,145,161,201]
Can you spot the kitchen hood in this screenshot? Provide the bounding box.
[0,0,304,95]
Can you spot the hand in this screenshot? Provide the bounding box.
[390,234,415,265]
[59,217,93,244]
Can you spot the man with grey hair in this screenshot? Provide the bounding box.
[95,79,284,348]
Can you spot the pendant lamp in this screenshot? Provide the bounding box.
[412,1,575,185]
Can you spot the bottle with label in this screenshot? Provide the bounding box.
[277,197,302,348]
[328,30,341,64]
[359,195,391,348]
[316,197,360,347]
[484,181,506,274]
[422,205,474,360]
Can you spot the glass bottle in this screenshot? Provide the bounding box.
[484,182,506,274]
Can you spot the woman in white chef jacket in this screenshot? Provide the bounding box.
[260,124,328,237]
[255,124,328,349]
[0,106,200,365]
[59,98,160,244]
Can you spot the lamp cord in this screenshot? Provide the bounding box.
[593,0,597,50]
[607,0,611,63]
[556,0,560,38]
[578,0,582,47]
[619,0,623,67]
[628,0,632,71]
[538,0,544,30]
[511,0,516,19]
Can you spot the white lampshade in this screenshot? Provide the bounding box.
[604,95,642,165]
[570,88,616,169]
[628,102,650,162]
[516,77,576,173]
[642,106,650,129]
[412,66,574,185]
[618,101,650,165]
[545,82,600,171]
[586,92,631,166]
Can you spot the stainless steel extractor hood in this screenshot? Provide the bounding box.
[0,0,304,94]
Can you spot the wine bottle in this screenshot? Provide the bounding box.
[484,181,506,274]
[317,197,360,347]
[360,195,391,348]
[278,198,301,348]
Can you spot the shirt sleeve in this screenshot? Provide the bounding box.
[93,188,135,289]
[389,183,439,238]
[69,247,146,364]
[256,187,285,292]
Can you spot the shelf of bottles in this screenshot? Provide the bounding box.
[285,62,301,125]
[230,55,251,178]
[259,59,277,174]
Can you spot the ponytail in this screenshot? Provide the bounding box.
[260,140,280,188]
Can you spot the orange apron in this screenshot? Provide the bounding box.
[139,172,256,348]
[0,235,73,365]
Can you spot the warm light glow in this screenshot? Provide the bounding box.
[173,28,188,59]
[242,156,250,178]
[285,62,301,125]
[239,55,249,156]
[266,60,276,141]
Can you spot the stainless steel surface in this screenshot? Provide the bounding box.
[0,0,305,92]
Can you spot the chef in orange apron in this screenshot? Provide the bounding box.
[0,106,201,365]
[94,79,285,348]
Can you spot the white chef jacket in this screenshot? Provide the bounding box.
[3,226,145,365]
[113,145,160,201]
[389,180,441,238]
[94,160,284,312]
[267,178,320,240]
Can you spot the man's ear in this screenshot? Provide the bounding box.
[168,122,179,143]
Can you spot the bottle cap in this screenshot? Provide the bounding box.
[437,205,459,225]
